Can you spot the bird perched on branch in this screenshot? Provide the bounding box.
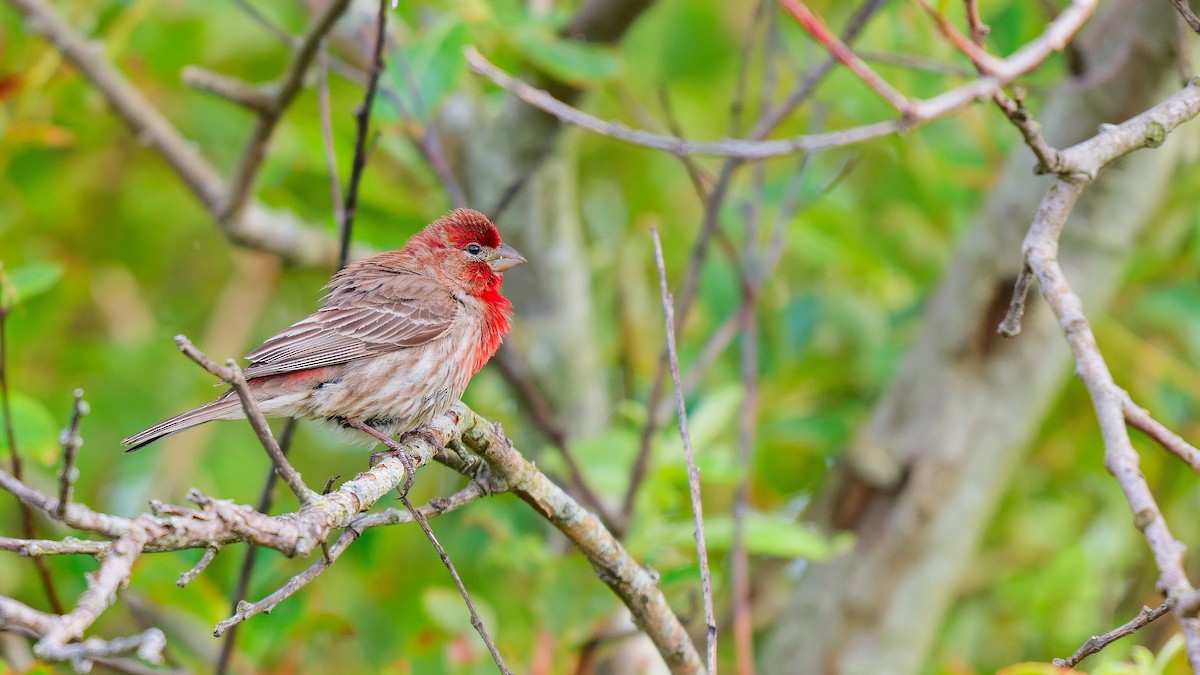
[123,209,526,466]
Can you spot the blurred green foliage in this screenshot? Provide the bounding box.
[3,0,1200,673]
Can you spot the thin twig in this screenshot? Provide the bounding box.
[914,0,1065,173]
[340,0,389,269]
[997,265,1034,336]
[55,389,88,520]
[753,0,886,139]
[651,228,716,674]
[857,50,975,77]
[317,42,346,231]
[1122,393,1200,472]
[173,335,317,506]
[219,0,355,223]
[1172,0,1200,34]
[177,546,221,588]
[1053,603,1171,668]
[963,0,990,44]
[778,0,913,114]
[227,0,295,46]
[181,66,275,114]
[0,277,64,614]
[731,5,771,670]
[211,482,490,635]
[619,0,884,531]
[214,416,299,675]
[654,85,714,200]
[400,492,512,674]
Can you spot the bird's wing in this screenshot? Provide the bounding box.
[242,274,458,379]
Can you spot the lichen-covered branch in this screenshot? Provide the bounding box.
[0,402,699,673]
[453,407,706,674]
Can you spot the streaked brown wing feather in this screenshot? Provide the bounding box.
[243,273,457,379]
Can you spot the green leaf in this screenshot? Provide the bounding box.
[1,261,63,307]
[420,586,497,635]
[658,385,742,459]
[382,17,469,122]
[0,392,59,465]
[510,26,617,86]
[670,512,854,560]
[549,426,638,495]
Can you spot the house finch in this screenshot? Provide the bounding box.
[123,209,525,463]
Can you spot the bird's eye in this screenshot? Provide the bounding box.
[465,243,483,255]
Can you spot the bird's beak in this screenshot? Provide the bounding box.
[491,243,527,273]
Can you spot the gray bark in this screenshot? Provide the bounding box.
[762,3,1194,673]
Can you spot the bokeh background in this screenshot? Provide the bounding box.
[4,0,1200,673]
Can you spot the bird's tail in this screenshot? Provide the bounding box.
[122,396,243,452]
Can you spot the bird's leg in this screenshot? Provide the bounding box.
[346,420,421,498]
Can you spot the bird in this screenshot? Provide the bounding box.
[123,209,526,469]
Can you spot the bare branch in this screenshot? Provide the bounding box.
[964,0,990,44]
[778,0,912,114]
[219,0,355,223]
[997,265,1035,336]
[176,546,221,588]
[213,481,490,635]
[454,407,705,673]
[1053,603,1171,668]
[317,42,346,231]
[0,537,110,556]
[181,66,275,114]
[914,0,1065,173]
[1,593,165,674]
[1122,393,1200,473]
[228,362,319,506]
[464,0,1095,159]
[651,228,717,675]
[1008,78,1200,668]
[1172,0,1200,34]
[0,270,65,614]
[55,388,88,520]
[3,0,343,267]
[172,335,318,506]
[0,395,698,671]
[400,491,512,674]
[340,0,389,269]
[33,528,164,670]
[1002,78,1200,335]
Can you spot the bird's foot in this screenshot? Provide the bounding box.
[346,420,418,498]
[365,427,442,498]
